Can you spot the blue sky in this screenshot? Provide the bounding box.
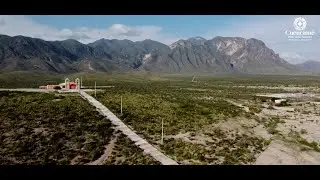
[0,15,319,63]
[28,15,251,36]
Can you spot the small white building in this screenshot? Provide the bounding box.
[274,99,287,106]
[39,78,81,90]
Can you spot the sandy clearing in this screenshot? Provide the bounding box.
[225,99,250,112]
[226,85,320,93]
[253,125,272,140]
[256,93,320,99]
[255,140,320,165]
[223,95,320,165]
[258,102,320,143]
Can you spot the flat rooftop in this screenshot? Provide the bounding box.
[255,93,320,99]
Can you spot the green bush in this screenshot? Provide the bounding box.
[104,135,160,165]
[300,129,307,134]
[201,108,211,115]
[267,127,279,135]
[249,106,262,113]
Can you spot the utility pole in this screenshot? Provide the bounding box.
[192,76,196,82]
[81,76,83,88]
[121,96,123,115]
[95,81,96,97]
[161,118,164,145]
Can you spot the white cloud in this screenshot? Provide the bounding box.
[107,24,161,37]
[0,15,175,44]
[204,15,320,63]
[279,52,308,64]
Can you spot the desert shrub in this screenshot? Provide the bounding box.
[248,106,262,113]
[300,129,307,134]
[288,130,320,152]
[0,92,114,165]
[253,115,261,123]
[298,139,320,152]
[302,111,311,114]
[201,108,211,115]
[267,127,279,135]
[300,146,310,151]
[264,116,282,135]
[104,134,160,165]
[96,88,246,137]
[158,132,266,165]
[267,105,275,110]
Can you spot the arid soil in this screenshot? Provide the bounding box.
[254,140,320,165]
[227,92,320,165]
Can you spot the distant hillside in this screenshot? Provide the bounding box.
[296,60,320,73]
[142,36,298,74]
[0,34,300,74]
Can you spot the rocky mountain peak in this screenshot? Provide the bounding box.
[169,39,186,49]
[208,36,246,56]
[0,34,298,74]
[186,36,207,46]
[247,38,266,46]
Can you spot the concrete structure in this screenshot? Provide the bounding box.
[0,88,53,93]
[46,85,58,89]
[0,88,177,165]
[39,78,80,90]
[274,99,287,106]
[75,78,80,90]
[0,88,99,93]
[79,90,178,165]
[255,94,288,106]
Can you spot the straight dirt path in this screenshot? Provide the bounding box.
[0,88,53,93]
[79,90,178,165]
[1,88,178,165]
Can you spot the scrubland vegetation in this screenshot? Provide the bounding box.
[1,72,320,164]
[0,91,156,164]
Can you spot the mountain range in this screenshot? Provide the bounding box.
[0,34,317,74]
[296,60,320,73]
